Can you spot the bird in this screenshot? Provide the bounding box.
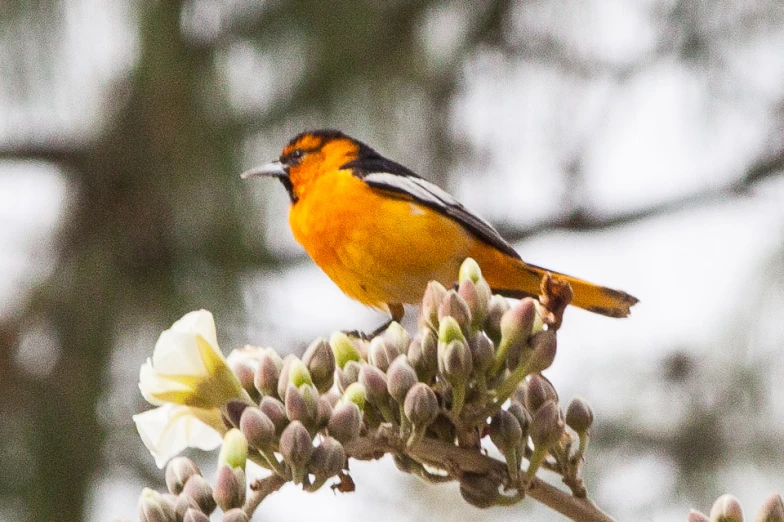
[242,129,638,327]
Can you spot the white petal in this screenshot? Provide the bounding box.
[170,310,218,348]
[152,329,208,376]
[138,359,192,405]
[133,404,223,468]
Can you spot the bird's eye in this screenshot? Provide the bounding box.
[290,149,304,161]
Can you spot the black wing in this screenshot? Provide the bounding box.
[342,153,521,260]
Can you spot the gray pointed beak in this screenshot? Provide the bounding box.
[240,161,287,179]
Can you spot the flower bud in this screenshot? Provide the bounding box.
[403,383,438,429]
[225,400,247,428]
[459,472,498,509]
[565,397,593,433]
[302,337,336,393]
[507,402,531,439]
[166,457,201,495]
[369,336,399,372]
[279,420,313,484]
[359,364,389,406]
[529,400,564,451]
[213,464,245,512]
[183,508,210,522]
[222,508,250,522]
[182,475,216,515]
[459,279,488,331]
[420,281,448,330]
[329,331,362,369]
[458,257,482,283]
[689,511,711,522]
[174,494,201,522]
[139,488,175,522]
[438,316,466,345]
[525,374,558,413]
[510,382,527,407]
[383,321,410,357]
[276,355,294,401]
[527,330,557,374]
[500,298,536,349]
[240,407,275,452]
[340,382,367,410]
[254,348,282,397]
[309,436,346,479]
[315,395,334,431]
[336,360,361,393]
[218,429,248,471]
[756,492,784,522]
[438,339,472,383]
[469,331,494,374]
[484,295,510,342]
[438,290,471,334]
[387,355,418,404]
[489,409,523,456]
[710,494,744,522]
[408,328,438,382]
[259,396,288,436]
[229,359,256,397]
[285,383,318,427]
[328,402,363,443]
[288,358,313,388]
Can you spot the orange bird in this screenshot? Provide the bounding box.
[242,130,637,323]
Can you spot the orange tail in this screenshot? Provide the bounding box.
[486,260,638,318]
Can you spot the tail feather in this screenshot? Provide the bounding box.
[494,263,639,318]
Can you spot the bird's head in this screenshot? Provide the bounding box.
[241,129,366,203]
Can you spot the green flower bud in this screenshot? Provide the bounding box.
[438,316,466,345]
[285,383,318,427]
[458,257,482,283]
[139,488,175,522]
[756,492,784,522]
[302,337,336,393]
[403,383,438,430]
[459,279,488,330]
[279,420,313,484]
[183,508,210,522]
[387,355,418,404]
[213,465,246,512]
[327,402,363,443]
[438,339,472,383]
[710,494,744,522]
[489,409,523,456]
[469,332,494,374]
[459,472,498,509]
[688,511,711,522]
[529,400,564,451]
[565,397,593,433]
[336,360,361,393]
[309,436,346,480]
[315,395,334,431]
[259,396,288,437]
[182,475,216,516]
[527,330,557,374]
[525,374,559,413]
[500,298,535,349]
[288,358,313,389]
[219,429,248,471]
[329,331,362,369]
[359,364,389,405]
[483,295,510,343]
[240,407,275,452]
[369,336,399,372]
[174,494,201,522]
[254,348,282,397]
[383,321,410,357]
[165,457,201,495]
[276,355,293,401]
[438,290,471,334]
[341,382,367,410]
[221,508,250,522]
[420,281,448,330]
[408,328,438,382]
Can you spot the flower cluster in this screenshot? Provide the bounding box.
[134,258,605,521]
[688,492,784,522]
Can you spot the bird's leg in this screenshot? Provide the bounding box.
[344,303,405,340]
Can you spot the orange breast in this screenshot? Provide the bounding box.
[288,170,476,310]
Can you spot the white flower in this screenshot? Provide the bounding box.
[139,310,244,409]
[133,404,224,468]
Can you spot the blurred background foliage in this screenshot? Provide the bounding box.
[0,0,783,521]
